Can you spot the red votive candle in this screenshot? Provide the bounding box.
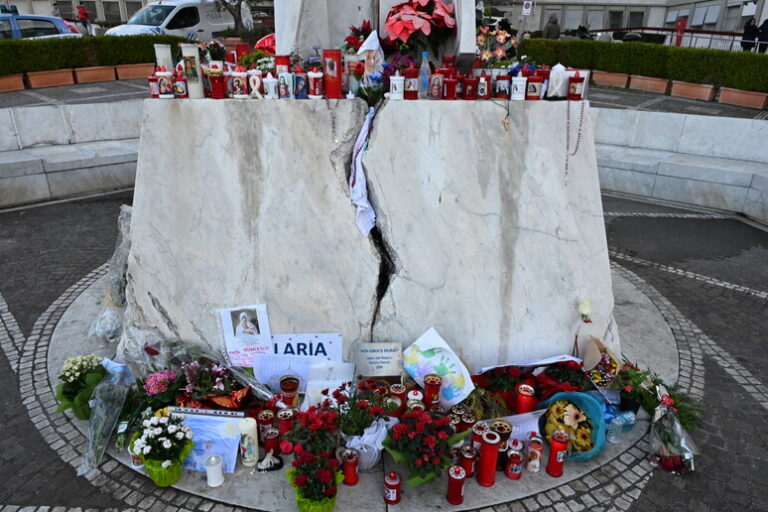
[515,383,537,414]
[390,383,407,402]
[407,389,424,402]
[463,75,478,100]
[322,49,343,99]
[443,77,458,100]
[280,376,300,407]
[342,448,359,486]
[262,427,279,455]
[477,72,492,100]
[209,74,226,99]
[384,396,403,418]
[459,413,476,433]
[446,465,466,505]
[526,73,544,100]
[148,75,159,98]
[505,450,523,480]
[477,430,501,487]
[257,409,274,438]
[403,67,419,100]
[423,374,441,406]
[460,445,476,477]
[472,422,490,451]
[568,71,585,101]
[384,471,401,505]
[546,429,569,477]
[277,408,295,438]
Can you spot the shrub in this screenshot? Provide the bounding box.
[0,35,187,76]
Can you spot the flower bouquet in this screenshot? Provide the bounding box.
[382,410,470,487]
[178,359,250,409]
[130,408,193,487]
[476,26,517,68]
[536,360,594,400]
[322,379,390,471]
[341,20,373,55]
[473,365,523,412]
[286,446,343,512]
[55,355,107,420]
[284,406,340,455]
[358,72,385,106]
[649,385,697,474]
[538,391,606,462]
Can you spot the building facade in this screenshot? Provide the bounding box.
[487,0,767,34]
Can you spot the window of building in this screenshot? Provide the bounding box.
[586,10,603,30]
[704,5,720,25]
[17,18,59,37]
[563,8,583,30]
[724,5,740,30]
[166,6,199,29]
[665,10,677,23]
[102,1,121,22]
[691,6,707,26]
[58,1,74,20]
[0,19,12,38]
[608,10,623,29]
[627,11,644,28]
[125,1,141,18]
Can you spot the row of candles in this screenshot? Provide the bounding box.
[147,46,586,102]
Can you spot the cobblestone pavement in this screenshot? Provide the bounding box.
[0,79,764,119]
[0,192,766,511]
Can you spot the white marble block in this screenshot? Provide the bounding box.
[125,99,618,372]
[364,101,618,371]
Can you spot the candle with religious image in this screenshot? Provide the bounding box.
[257,409,274,437]
[277,72,295,99]
[232,68,248,99]
[264,72,278,99]
[180,43,203,99]
[322,49,343,99]
[422,373,442,405]
[156,68,174,99]
[568,70,585,100]
[494,73,510,99]
[403,67,419,100]
[384,471,401,505]
[148,74,159,98]
[307,67,324,98]
[389,71,404,100]
[546,429,569,477]
[443,75,458,100]
[526,431,544,472]
[342,448,360,486]
[504,449,523,480]
[428,72,444,100]
[275,55,290,75]
[239,418,259,467]
[294,66,308,99]
[462,74,478,100]
[477,71,491,100]
[526,72,544,100]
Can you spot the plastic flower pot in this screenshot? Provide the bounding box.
[140,440,193,487]
[286,468,343,512]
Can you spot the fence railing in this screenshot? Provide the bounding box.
[588,26,765,53]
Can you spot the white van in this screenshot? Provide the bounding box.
[105,0,252,41]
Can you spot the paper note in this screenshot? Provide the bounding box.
[354,342,402,377]
[402,328,475,408]
[218,304,272,367]
[252,354,314,393]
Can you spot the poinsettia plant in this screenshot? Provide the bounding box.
[384,0,456,55]
[383,410,470,486]
[341,20,373,55]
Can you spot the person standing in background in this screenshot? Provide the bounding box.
[51,2,59,17]
[741,18,758,51]
[757,19,768,53]
[543,14,561,40]
[76,2,90,35]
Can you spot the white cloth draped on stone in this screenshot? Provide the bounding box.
[349,106,377,236]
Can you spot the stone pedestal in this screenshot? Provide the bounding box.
[125,99,618,371]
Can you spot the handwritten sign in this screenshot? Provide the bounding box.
[354,342,403,377]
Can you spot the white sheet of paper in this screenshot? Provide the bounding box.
[301,379,346,411]
[354,342,402,377]
[218,304,272,367]
[402,328,474,408]
[309,360,356,383]
[478,410,546,443]
[272,333,343,361]
[252,354,314,393]
[480,354,583,374]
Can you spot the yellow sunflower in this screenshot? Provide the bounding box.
[574,427,593,451]
[549,400,568,419]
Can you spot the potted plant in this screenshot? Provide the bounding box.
[321,379,389,471]
[718,87,768,109]
[287,446,344,512]
[382,410,470,487]
[204,40,228,70]
[115,63,156,80]
[55,354,107,420]
[629,75,670,94]
[74,64,116,84]
[0,73,25,92]
[26,68,75,88]
[591,70,629,88]
[130,408,193,487]
[670,80,717,101]
[383,0,456,61]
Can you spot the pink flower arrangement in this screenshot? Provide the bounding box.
[143,369,178,395]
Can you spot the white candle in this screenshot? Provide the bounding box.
[264,72,278,100]
[239,418,259,467]
[511,75,527,101]
[390,71,404,100]
[180,44,204,99]
[205,455,224,487]
[153,44,173,74]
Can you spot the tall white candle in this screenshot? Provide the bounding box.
[180,44,203,99]
[239,418,259,467]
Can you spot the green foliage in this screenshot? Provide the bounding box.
[519,38,768,93]
[0,35,187,76]
[55,365,107,420]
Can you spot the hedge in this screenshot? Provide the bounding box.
[0,35,187,76]
[518,39,768,93]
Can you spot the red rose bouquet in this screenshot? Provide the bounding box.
[382,410,470,486]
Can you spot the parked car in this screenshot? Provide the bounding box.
[105,0,251,41]
[0,13,82,39]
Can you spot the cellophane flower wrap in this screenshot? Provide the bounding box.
[649,385,697,475]
[382,410,470,487]
[287,446,343,503]
[55,354,107,420]
[537,391,606,462]
[179,359,249,409]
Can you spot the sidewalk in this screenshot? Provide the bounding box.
[0,79,765,119]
